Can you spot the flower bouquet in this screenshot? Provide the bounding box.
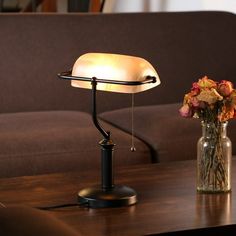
[179,76,236,192]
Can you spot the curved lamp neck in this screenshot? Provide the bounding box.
[91,77,110,140]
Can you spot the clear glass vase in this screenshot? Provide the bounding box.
[197,121,232,193]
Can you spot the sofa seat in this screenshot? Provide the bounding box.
[0,111,151,178]
[100,103,236,162]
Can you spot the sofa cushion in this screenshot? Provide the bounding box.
[100,103,236,162]
[0,111,151,178]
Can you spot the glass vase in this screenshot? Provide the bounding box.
[197,121,232,193]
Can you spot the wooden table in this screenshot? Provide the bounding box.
[0,160,235,235]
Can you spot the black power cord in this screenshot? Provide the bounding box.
[0,201,88,210]
[36,202,88,211]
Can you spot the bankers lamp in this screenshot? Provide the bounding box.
[58,53,160,208]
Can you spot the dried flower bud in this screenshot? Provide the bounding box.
[197,76,217,89]
[218,80,233,97]
[179,104,192,118]
[197,88,223,105]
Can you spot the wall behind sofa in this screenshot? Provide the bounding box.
[0,12,235,114]
[103,0,236,13]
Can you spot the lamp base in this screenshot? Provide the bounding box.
[78,185,137,208]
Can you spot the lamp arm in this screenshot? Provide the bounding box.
[91,78,110,140]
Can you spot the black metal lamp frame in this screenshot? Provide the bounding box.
[58,71,156,208]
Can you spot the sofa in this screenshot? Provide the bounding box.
[0,11,235,178]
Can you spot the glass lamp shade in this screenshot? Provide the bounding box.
[71,53,160,93]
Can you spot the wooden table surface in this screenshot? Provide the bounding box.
[0,160,235,235]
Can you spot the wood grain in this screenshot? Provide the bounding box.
[0,160,235,235]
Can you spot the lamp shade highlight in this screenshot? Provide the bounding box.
[71,53,160,93]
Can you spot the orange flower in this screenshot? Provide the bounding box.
[230,90,236,109]
[218,106,235,122]
[196,88,223,105]
[180,76,236,122]
[218,80,233,97]
[197,76,217,89]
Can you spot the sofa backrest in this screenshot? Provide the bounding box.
[0,11,235,113]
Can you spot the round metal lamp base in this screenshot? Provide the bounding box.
[78,185,137,208]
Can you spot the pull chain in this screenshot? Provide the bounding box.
[131,93,136,152]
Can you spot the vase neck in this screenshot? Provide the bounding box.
[201,121,228,138]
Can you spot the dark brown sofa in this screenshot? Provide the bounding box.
[0,11,235,178]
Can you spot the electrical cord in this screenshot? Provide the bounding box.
[36,202,88,211]
[0,201,88,210]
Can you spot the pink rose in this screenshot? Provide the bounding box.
[179,104,192,118]
[218,80,233,97]
[191,82,200,96]
[190,96,200,107]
